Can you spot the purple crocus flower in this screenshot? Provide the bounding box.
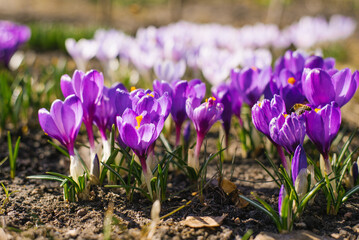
[269,113,306,155]
[212,83,233,148]
[153,79,205,146]
[94,83,128,164]
[0,21,31,68]
[252,95,286,140]
[302,68,359,108]
[230,66,271,107]
[65,38,98,71]
[252,95,288,169]
[270,69,306,111]
[186,97,224,172]
[304,55,335,70]
[274,50,305,80]
[153,59,186,82]
[38,95,84,182]
[305,102,341,171]
[60,69,104,171]
[116,92,171,196]
[291,144,308,183]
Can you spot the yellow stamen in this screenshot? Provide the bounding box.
[147,93,154,97]
[314,108,321,113]
[283,114,288,118]
[130,86,136,92]
[251,66,258,71]
[287,77,296,85]
[205,96,216,102]
[258,102,262,107]
[135,115,143,130]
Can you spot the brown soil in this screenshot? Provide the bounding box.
[1,125,359,240]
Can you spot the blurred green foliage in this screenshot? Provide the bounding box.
[28,23,97,52]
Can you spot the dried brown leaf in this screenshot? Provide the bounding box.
[180,214,228,228]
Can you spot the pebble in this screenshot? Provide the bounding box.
[295,222,307,228]
[77,209,87,217]
[353,224,359,233]
[65,229,78,238]
[330,233,341,239]
[344,212,352,220]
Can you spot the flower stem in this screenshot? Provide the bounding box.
[276,144,288,170]
[190,133,204,172]
[175,124,182,147]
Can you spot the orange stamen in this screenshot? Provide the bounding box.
[130,86,136,92]
[287,77,296,85]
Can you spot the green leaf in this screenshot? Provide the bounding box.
[101,161,127,186]
[298,178,325,212]
[254,158,281,187]
[48,140,69,158]
[239,194,282,231]
[27,174,64,182]
[160,132,172,152]
[337,147,359,189]
[99,149,119,184]
[46,172,80,191]
[335,129,357,170]
[342,185,359,203]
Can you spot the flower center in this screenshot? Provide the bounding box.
[147,93,154,97]
[205,97,216,107]
[287,77,296,85]
[135,115,143,130]
[130,86,136,92]
[314,108,321,113]
[251,66,258,71]
[283,114,288,118]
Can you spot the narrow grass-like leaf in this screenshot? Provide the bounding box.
[239,194,282,231]
[342,185,359,203]
[335,129,356,170]
[46,172,80,191]
[254,158,281,187]
[48,140,70,158]
[160,132,172,152]
[99,149,119,184]
[27,174,64,182]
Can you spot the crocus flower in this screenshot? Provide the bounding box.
[270,69,306,111]
[269,113,306,155]
[94,83,128,164]
[153,60,186,82]
[252,95,288,169]
[302,68,359,108]
[305,102,341,172]
[60,69,104,171]
[65,38,98,71]
[230,66,271,107]
[0,21,31,68]
[38,95,83,182]
[229,87,243,126]
[212,83,233,148]
[116,92,171,196]
[186,97,224,172]
[274,50,305,80]
[153,79,206,146]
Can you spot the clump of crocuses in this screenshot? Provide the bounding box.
[0,21,30,68]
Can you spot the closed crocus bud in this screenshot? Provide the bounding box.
[212,83,233,147]
[270,113,306,155]
[291,145,308,183]
[186,97,224,172]
[305,102,341,171]
[352,162,358,184]
[153,59,186,82]
[38,95,83,182]
[278,185,286,216]
[65,38,98,71]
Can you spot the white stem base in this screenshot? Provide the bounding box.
[70,155,84,184]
